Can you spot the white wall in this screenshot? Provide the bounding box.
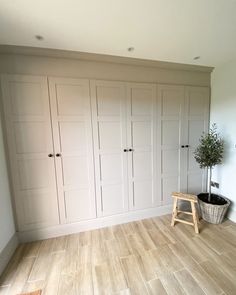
[211,59,236,222]
[0,115,15,252]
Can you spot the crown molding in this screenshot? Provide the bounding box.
[0,45,213,73]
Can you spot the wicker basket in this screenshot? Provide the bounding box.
[198,197,230,224]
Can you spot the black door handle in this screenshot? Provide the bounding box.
[124,149,128,152]
[185,145,189,148]
[48,153,54,157]
[128,148,133,152]
[181,145,185,148]
[56,153,61,157]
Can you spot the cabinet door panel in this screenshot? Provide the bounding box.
[91,80,128,217]
[132,121,151,147]
[98,121,122,149]
[59,122,87,152]
[62,156,89,186]
[162,150,179,174]
[1,75,59,230]
[101,185,125,215]
[96,87,121,116]
[22,191,57,225]
[162,177,179,205]
[157,85,186,205]
[131,88,153,116]
[64,189,93,222]
[100,153,123,181]
[9,82,43,116]
[133,180,153,209]
[49,77,96,223]
[188,120,205,148]
[185,87,209,194]
[18,157,53,190]
[13,122,49,154]
[56,84,86,115]
[133,152,152,178]
[127,83,157,210]
[162,120,180,146]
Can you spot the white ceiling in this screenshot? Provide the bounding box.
[0,0,236,67]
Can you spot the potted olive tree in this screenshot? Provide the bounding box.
[194,124,230,224]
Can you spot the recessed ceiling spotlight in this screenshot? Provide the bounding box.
[193,56,200,60]
[128,47,134,52]
[35,35,44,41]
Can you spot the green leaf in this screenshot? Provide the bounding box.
[194,123,224,169]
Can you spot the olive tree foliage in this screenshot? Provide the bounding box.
[194,124,224,202]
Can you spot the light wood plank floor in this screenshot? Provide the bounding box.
[0,214,236,295]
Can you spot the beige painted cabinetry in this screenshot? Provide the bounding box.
[1,74,209,236]
[1,75,59,231]
[157,85,209,205]
[90,81,157,216]
[1,75,96,231]
[48,77,97,224]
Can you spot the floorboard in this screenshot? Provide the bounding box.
[0,214,235,294]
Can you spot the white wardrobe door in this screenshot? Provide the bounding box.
[157,84,186,205]
[49,77,96,223]
[90,80,128,217]
[185,86,209,194]
[1,74,59,230]
[126,83,157,210]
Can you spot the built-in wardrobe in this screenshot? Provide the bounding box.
[0,71,209,240]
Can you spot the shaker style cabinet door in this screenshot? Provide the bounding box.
[126,83,157,210]
[90,80,128,217]
[1,74,210,230]
[1,74,59,230]
[49,77,96,223]
[157,84,209,205]
[185,86,209,194]
[157,85,186,205]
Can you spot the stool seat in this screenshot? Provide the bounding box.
[172,192,198,203]
[171,192,199,234]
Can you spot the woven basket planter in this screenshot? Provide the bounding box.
[198,193,230,224]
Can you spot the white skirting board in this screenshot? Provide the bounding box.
[0,233,19,276]
[18,204,173,243]
[228,208,236,223]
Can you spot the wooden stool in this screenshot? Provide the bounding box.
[171,192,199,234]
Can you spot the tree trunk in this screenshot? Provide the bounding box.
[208,167,212,203]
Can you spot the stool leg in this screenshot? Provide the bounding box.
[195,204,200,224]
[171,197,178,227]
[191,201,199,234]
